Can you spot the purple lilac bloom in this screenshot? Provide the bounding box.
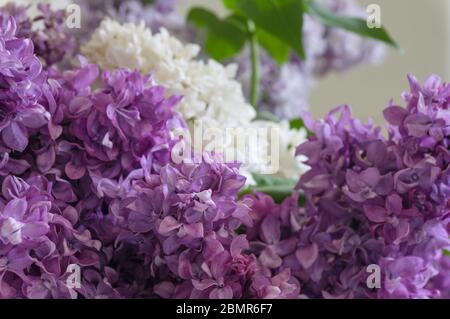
[312,0,386,75]
[244,193,302,299]
[0,174,101,298]
[84,153,257,298]
[0,3,32,38]
[0,14,189,298]
[72,0,116,44]
[0,16,48,153]
[0,3,76,66]
[68,66,183,178]
[294,74,450,298]
[114,0,191,40]
[0,13,270,300]
[30,4,76,66]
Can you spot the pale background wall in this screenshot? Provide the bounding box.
[177,0,450,124]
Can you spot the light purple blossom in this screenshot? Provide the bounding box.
[0,175,101,298]
[0,3,76,66]
[86,153,256,299]
[295,74,450,298]
[0,16,48,152]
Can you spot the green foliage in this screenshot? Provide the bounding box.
[188,0,400,112]
[289,118,305,129]
[187,8,247,60]
[224,0,305,60]
[257,29,291,64]
[303,0,399,49]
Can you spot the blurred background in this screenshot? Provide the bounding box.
[177,0,450,124]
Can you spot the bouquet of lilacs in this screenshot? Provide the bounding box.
[0,0,448,299]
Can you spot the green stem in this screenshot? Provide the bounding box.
[247,20,260,108]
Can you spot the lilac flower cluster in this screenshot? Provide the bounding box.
[0,16,47,154]
[85,154,253,298]
[0,12,299,299]
[293,74,449,298]
[0,22,102,297]
[240,74,449,299]
[0,15,186,298]
[0,174,106,298]
[0,3,75,66]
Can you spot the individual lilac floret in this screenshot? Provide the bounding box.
[295,74,450,298]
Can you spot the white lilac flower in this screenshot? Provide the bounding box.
[249,120,310,179]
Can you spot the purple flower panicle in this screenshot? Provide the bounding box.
[295,74,450,298]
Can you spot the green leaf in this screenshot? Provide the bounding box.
[289,118,305,129]
[257,29,290,64]
[223,0,239,9]
[240,174,297,203]
[444,249,450,257]
[304,0,399,49]
[187,7,247,61]
[224,0,305,60]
